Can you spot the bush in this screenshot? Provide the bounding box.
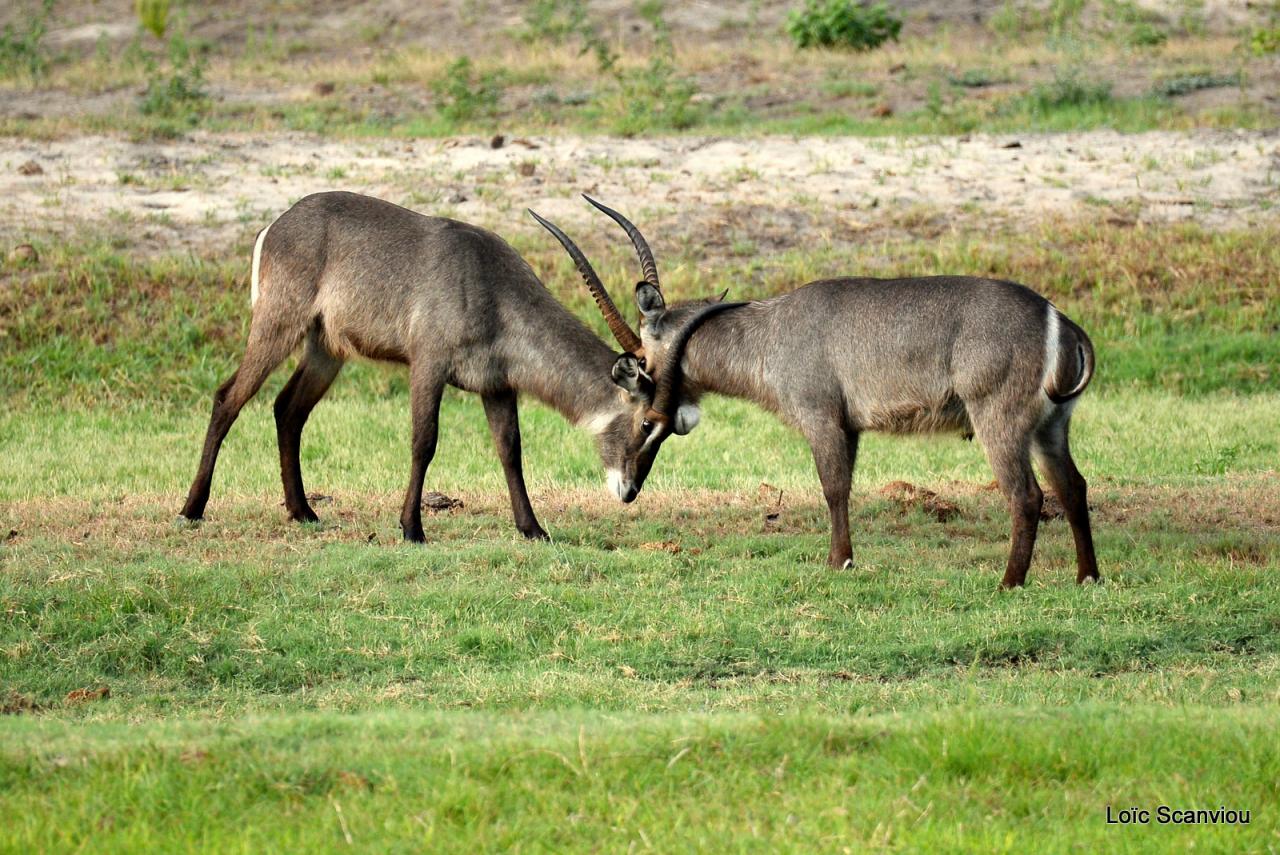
[518,0,590,44]
[139,30,208,120]
[1250,26,1280,55]
[1127,21,1168,46]
[432,57,502,122]
[787,0,902,51]
[1026,70,1112,112]
[1152,71,1241,97]
[0,0,54,80]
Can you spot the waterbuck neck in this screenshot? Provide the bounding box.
[677,303,777,408]
[504,301,624,426]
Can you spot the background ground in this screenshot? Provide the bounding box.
[2,0,1279,851]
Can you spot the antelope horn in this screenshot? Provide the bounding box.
[528,208,643,356]
[582,195,661,293]
[650,301,746,422]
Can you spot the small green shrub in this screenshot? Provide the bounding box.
[1127,22,1168,46]
[0,0,55,80]
[518,0,590,44]
[432,57,502,122]
[786,0,902,51]
[1249,26,1280,55]
[1152,71,1241,97]
[1026,69,1112,112]
[135,0,171,39]
[989,0,1088,38]
[601,1,699,134]
[139,30,208,120]
[948,68,1007,88]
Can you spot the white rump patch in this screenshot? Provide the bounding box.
[1040,303,1061,402]
[579,411,615,436]
[250,222,272,307]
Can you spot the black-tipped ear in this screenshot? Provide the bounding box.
[611,353,652,400]
[714,288,729,303]
[635,282,665,325]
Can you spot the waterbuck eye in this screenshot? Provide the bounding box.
[641,419,654,434]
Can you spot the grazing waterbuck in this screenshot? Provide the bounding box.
[180,191,668,542]
[538,197,1098,588]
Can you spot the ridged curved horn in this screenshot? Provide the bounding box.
[582,195,660,292]
[528,208,643,355]
[650,301,747,421]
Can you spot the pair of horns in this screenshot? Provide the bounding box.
[528,195,660,357]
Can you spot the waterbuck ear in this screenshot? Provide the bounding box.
[713,288,729,303]
[673,402,701,435]
[635,282,665,325]
[611,353,652,400]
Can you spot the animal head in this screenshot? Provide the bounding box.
[528,200,740,502]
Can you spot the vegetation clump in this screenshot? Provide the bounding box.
[786,0,903,51]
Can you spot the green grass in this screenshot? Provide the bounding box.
[3,708,1275,851]
[1,388,1278,849]
[4,218,1277,405]
[2,217,1278,850]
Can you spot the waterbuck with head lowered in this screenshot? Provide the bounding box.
[180,191,666,541]
[536,197,1098,589]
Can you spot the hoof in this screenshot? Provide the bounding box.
[174,515,202,530]
[521,528,551,542]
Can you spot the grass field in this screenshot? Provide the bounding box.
[3,214,1279,849]
[4,0,1280,850]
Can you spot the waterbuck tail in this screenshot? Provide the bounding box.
[1044,310,1095,404]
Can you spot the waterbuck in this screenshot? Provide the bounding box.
[180,191,670,541]
[536,198,1098,588]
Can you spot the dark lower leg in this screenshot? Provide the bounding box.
[274,350,342,523]
[180,374,241,520]
[1038,451,1099,583]
[808,427,857,569]
[400,368,444,543]
[482,390,548,540]
[1000,477,1043,589]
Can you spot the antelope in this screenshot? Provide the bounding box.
[535,197,1098,588]
[180,191,672,542]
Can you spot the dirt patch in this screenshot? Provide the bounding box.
[878,480,962,522]
[65,685,110,704]
[2,130,1275,256]
[1,691,42,715]
[422,491,464,513]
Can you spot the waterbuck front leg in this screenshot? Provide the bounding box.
[482,390,550,541]
[274,331,343,523]
[400,363,448,543]
[803,420,860,570]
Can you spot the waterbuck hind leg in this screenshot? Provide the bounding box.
[482,390,550,541]
[804,421,859,569]
[181,321,305,521]
[274,332,344,524]
[983,439,1044,589]
[1034,417,1100,584]
[400,363,448,543]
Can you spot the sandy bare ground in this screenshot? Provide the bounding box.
[3,129,1277,253]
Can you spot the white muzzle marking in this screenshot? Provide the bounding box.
[607,468,629,502]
